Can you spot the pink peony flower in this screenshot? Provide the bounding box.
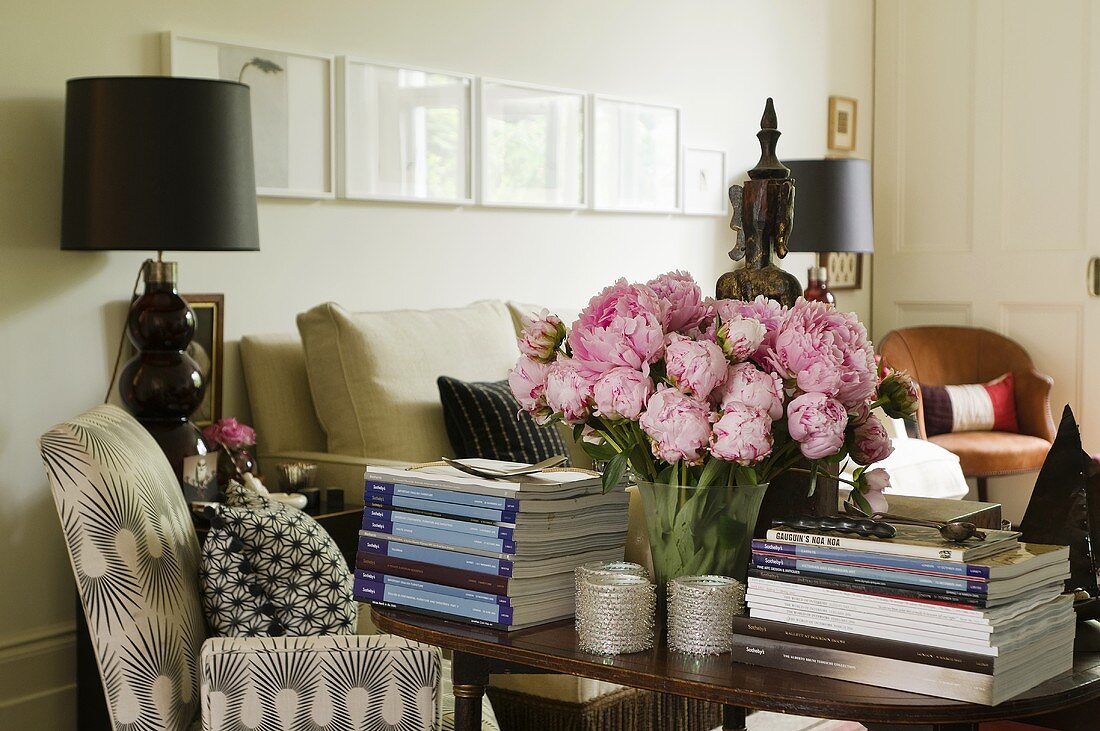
[716,315,766,362]
[568,279,666,376]
[508,356,555,424]
[712,362,785,421]
[850,416,894,465]
[787,392,849,460]
[518,310,566,363]
[713,296,784,359]
[860,468,891,513]
[647,270,710,334]
[710,405,774,465]
[544,359,594,425]
[664,335,728,401]
[639,387,713,464]
[203,418,256,450]
[593,367,655,421]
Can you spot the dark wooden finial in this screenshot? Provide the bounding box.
[761,97,777,130]
[748,98,789,180]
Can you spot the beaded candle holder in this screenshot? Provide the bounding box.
[576,574,656,655]
[667,575,746,655]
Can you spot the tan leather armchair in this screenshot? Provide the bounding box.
[877,326,1055,502]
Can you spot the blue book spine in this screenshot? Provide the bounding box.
[751,540,990,579]
[751,555,987,593]
[358,535,514,577]
[355,569,512,607]
[361,520,517,555]
[354,577,514,624]
[365,480,520,512]
[364,507,514,540]
[366,494,517,524]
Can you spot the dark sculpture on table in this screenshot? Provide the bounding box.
[716,98,804,307]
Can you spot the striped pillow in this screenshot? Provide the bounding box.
[920,372,1019,437]
[437,376,569,465]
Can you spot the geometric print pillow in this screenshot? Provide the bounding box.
[200,483,357,637]
[920,372,1020,437]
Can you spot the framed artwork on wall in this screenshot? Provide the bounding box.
[163,32,335,199]
[183,294,224,428]
[828,95,858,152]
[681,147,726,216]
[826,252,863,290]
[339,58,474,204]
[592,96,681,213]
[479,79,587,208]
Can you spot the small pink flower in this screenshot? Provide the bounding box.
[518,310,566,363]
[787,392,849,460]
[716,316,766,362]
[664,335,728,401]
[508,356,554,424]
[544,359,594,425]
[647,270,710,333]
[593,367,655,421]
[714,296,784,358]
[850,416,894,465]
[569,279,666,376]
[639,387,713,464]
[203,418,256,450]
[860,468,891,513]
[712,362,785,421]
[710,405,774,465]
[796,360,842,396]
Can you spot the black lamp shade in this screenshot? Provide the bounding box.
[62,76,259,251]
[784,158,873,254]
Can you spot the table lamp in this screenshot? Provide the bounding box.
[783,158,873,303]
[61,76,259,493]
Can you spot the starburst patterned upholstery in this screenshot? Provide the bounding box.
[39,405,465,731]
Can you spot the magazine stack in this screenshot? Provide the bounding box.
[354,459,629,630]
[732,523,1075,705]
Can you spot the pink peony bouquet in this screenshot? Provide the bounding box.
[509,271,918,513]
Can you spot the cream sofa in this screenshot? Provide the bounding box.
[239,300,716,730]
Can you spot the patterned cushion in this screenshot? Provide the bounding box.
[438,376,569,465]
[921,372,1019,437]
[39,405,204,731]
[200,483,357,637]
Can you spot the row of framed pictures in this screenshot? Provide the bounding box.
[163,32,728,216]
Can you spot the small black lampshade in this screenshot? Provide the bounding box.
[62,76,259,251]
[784,158,873,254]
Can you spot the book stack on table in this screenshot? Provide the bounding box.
[354,460,630,630]
[731,523,1076,705]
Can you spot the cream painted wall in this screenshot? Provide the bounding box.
[0,0,873,723]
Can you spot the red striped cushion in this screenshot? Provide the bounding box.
[920,372,1019,437]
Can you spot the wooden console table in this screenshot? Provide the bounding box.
[373,607,1100,731]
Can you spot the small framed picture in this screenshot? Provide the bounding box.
[479,79,587,209]
[183,294,224,428]
[828,96,858,152]
[164,32,336,199]
[339,58,474,204]
[826,252,863,290]
[592,96,681,213]
[681,147,726,216]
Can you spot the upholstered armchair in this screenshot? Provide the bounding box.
[877,326,1056,502]
[39,405,449,730]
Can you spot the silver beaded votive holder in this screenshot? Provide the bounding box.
[667,575,746,655]
[575,560,648,596]
[576,574,656,655]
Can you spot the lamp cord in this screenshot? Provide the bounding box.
[104,259,152,404]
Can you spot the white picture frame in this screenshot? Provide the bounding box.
[681,147,727,216]
[338,57,474,205]
[163,32,335,199]
[591,96,681,213]
[478,78,587,209]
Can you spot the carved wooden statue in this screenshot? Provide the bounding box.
[716,98,803,306]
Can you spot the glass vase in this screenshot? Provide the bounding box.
[636,480,769,609]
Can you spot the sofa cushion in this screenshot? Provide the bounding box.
[929,431,1051,477]
[920,372,1019,437]
[297,301,519,463]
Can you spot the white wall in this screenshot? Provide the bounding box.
[0,0,873,724]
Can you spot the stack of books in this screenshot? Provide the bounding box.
[732,523,1075,705]
[354,459,630,630]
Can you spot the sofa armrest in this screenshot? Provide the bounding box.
[200,635,440,731]
[1015,367,1056,442]
[259,451,414,500]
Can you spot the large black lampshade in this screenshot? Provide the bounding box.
[785,158,873,254]
[62,76,259,251]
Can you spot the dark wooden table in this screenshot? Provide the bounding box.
[373,607,1100,731]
